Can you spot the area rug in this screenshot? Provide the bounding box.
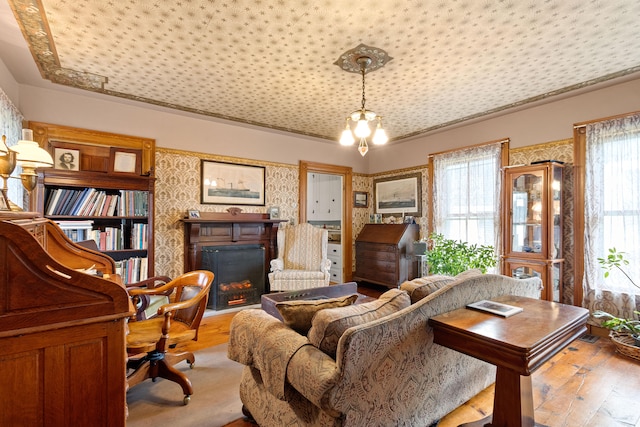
[126,343,244,427]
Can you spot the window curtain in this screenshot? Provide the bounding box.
[432,142,502,258]
[0,87,24,209]
[584,114,640,317]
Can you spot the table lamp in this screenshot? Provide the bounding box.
[0,129,53,211]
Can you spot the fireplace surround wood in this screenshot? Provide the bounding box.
[182,212,286,307]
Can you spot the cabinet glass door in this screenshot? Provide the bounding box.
[551,166,562,259]
[511,265,541,280]
[511,171,544,254]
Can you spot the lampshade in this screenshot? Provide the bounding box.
[12,129,54,168]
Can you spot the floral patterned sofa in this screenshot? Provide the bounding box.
[227,272,542,427]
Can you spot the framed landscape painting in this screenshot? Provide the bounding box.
[373,172,421,216]
[201,160,265,206]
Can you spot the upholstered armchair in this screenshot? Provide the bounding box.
[268,222,331,291]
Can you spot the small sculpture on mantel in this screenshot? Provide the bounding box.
[227,207,243,216]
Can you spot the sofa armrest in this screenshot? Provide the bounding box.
[286,344,340,412]
[228,309,311,400]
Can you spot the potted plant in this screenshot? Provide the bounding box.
[595,247,640,348]
[598,247,640,290]
[592,310,640,347]
[423,233,497,276]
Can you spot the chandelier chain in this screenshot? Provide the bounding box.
[361,65,366,111]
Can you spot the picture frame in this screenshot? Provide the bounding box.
[201,160,265,206]
[267,206,280,219]
[109,147,142,175]
[353,191,368,208]
[373,172,422,216]
[187,209,200,219]
[54,148,80,171]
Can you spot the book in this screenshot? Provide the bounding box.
[466,300,523,317]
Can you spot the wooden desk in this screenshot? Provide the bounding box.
[0,217,131,426]
[429,296,588,427]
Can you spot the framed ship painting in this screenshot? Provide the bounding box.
[373,172,421,216]
[201,160,265,206]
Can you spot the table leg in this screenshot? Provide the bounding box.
[491,366,535,427]
[456,367,535,427]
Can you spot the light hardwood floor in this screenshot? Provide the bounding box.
[183,287,640,427]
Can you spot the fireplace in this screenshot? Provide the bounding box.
[201,244,266,310]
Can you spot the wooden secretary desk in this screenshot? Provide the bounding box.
[0,212,131,426]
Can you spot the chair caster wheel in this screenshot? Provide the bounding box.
[189,362,195,369]
[183,395,191,405]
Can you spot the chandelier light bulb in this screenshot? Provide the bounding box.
[354,114,371,138]
[340,121,355,146]
[372,118,388,145]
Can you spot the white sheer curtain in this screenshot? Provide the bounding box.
[584,114,640,316]
[432,142,503,256]
[0,87,24,209]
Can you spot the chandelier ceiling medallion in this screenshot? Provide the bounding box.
[335,44,392,156]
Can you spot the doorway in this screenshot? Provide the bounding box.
[299,161,353,282]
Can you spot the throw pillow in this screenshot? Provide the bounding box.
[276,294,359,334]
[400,275,455,304]
[307,289,410,358]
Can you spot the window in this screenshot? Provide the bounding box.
[585,114,640,295]
[432,141,505,253]
[0,88,24,209]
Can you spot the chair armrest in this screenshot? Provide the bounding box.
[156,291,207,316]
[126,275,171,290]
[270,258,284,272]
[320,258,331,273]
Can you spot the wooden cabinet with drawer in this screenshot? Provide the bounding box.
[353,223,419,288]
[327,242,343,283]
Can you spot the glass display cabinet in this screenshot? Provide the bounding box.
[502,161,564,301]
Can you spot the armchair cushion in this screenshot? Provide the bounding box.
[282,224,324,270]
[307,289,410,358]
[276,294,359,334]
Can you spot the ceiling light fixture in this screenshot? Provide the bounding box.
[335,44,392,157]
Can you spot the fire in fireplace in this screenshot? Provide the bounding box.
[201,245,266,310]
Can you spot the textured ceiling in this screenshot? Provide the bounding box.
[6,0,640,143]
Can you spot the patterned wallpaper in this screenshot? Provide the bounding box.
[155,139,574,303]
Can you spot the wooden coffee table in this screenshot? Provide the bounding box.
[261,282,375,321]
[429,295,588,427]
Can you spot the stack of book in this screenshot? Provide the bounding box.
[45,188,148,217]
[115,257,148,284]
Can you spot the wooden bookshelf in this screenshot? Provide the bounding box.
[29,122,156,283]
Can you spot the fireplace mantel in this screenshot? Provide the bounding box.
[182,212,286,294]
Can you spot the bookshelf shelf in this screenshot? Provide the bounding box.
[29,122,155,284]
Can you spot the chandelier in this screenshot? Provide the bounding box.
[335,44,392,156]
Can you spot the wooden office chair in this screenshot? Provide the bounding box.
[125,270,214,405]
[75,239,172,320]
